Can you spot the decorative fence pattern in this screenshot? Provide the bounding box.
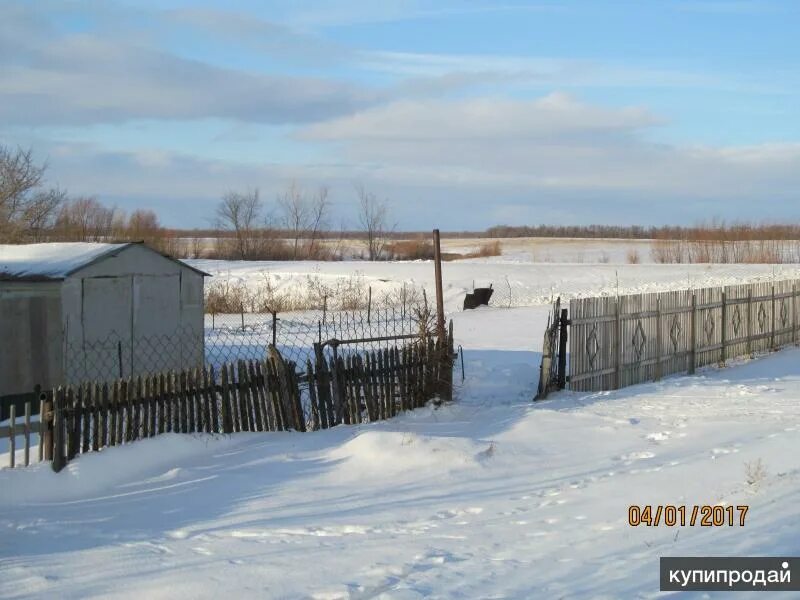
[569,280,800,392]
[3,324,454,471]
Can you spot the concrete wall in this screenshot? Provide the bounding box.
[0,282,64,397]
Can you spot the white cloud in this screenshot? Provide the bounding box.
[0,3,378,127]
[301,93,659,141]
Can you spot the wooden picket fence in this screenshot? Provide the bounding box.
[569,279,800,392]
[3,324,454,472]
[0,396,47,468]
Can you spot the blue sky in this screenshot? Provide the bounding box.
[1,0,799,229]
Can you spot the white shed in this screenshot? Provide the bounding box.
[0,242,208,399]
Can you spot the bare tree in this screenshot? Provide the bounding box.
[355,183,392,261]
[216,188,265,260]
[54,197,117,241]
[278,182,330,259]
[23,187,68,242]
[0,145,65,242]
[121,208,184,255]
[307,186,330,259]
[126,209,160,241]
[190,235,204,259]
[277,182,308,260]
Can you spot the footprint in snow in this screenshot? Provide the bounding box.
[711,447,739,457]
[618,451,655,461]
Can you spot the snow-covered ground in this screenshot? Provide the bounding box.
[190,256,800,312]
[3,255,800,598]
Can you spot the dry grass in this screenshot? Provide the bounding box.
[651,223,800,264]
[386,238,501,261]
[387,238,435,260]
[470,240,502,258]
[651,239,797,264]
[204,273,430,315]
[444,240,503,261]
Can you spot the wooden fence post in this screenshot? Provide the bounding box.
[794,284,798,346]
[219,364,234,434]
[433,229,446,343]
[42,390,53,461]
[771,285,776,350]
[720,291,727,365]
[66,386,77,460]
[38,396,45,462]
[52,387,65,473]
[23,401,32,467]
[441,319,454,401]
[313,343,331,429]
[747,288,753,357]
[689,293,697,374]
[557,309,568,389]
[330,344,343,424]
[614,298,622,389]
[8,404,15,468]
[655,296,662,381]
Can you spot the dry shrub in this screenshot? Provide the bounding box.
[204,279,249,314]
[744,458,767,488]
[469,240,502,258]
[443,240,503,261]
[377,283,426,311]
[204,277,304,313]
[651,239,682,264]
[650,222,800,264]
[207,235,295,261]
[205,272,371,314]
[626,248,641,264]
[651,239,795,264]
[305,273,369,311]
[204,272,434,318]
[387,238,435,260]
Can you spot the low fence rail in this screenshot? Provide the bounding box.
[568,279,800,392]
[2,323,454,471]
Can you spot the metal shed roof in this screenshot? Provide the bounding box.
[0,242,209,281]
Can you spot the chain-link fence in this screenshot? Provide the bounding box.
[61,302,435,386]
[206,304,434,368]
[64,326,204,384]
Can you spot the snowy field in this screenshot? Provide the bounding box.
[3,253,800,598]
[189,255,800,312]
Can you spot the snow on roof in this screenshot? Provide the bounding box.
[0,242,133,280]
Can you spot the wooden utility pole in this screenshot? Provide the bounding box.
[433,229,445,341]
[432,229,452,403]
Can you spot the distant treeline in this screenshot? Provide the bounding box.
[483,224,800,240]
[169,223,800,243]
